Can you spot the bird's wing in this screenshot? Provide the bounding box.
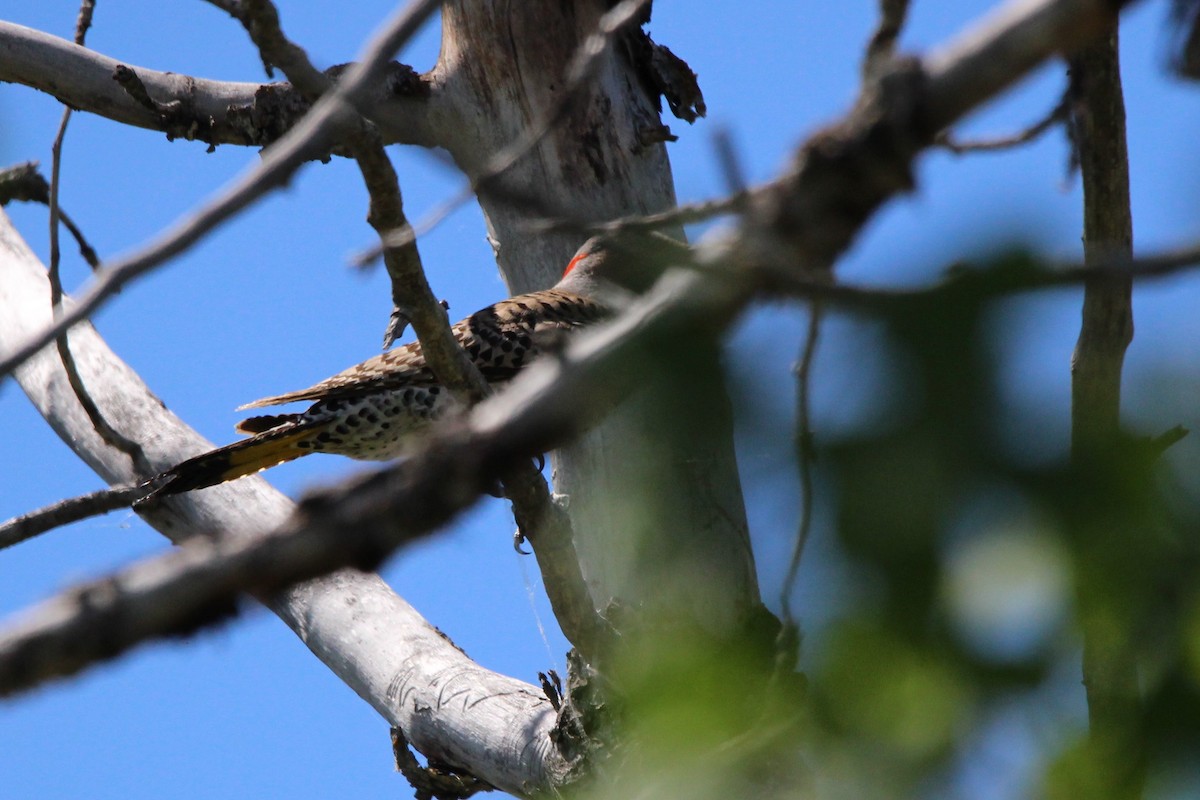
[238,335,436,409]
[239,290,608,410]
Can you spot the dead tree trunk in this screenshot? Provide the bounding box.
[433,0,759,629]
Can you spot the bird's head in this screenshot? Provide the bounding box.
[554,233,690,296]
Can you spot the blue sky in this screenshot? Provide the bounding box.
[2,1,1199,798]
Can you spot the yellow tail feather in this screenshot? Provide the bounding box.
[148,424,317,496]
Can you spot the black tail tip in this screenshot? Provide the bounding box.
[136,468,212,503]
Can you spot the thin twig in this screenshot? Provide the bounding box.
[936,89,1069,154]
[111,65,174,116]
[712,127,748,196]
[1146,424,1188,459]
[205,0,242,14]
[764,239,1200,311]
[73,0,96,43]
[780,301,823,626]
[522,191,751,239]
[501,465,613,659]
[0,0,443,384]
[214,0,434,355]
[0,485,143,551]
[46,2,146,469]
[863,0,912,78]
[358,187,750,268]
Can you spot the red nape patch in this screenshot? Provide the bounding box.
[563,252,587,277]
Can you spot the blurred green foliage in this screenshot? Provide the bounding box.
[584,253,1200,799]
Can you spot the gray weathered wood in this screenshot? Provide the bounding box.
[0,210,566,796]
[428,0,760,629]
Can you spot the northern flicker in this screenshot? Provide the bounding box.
[146,237,633,497]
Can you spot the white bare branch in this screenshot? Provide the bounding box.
[0,209,567,797]
[0,20,439,149]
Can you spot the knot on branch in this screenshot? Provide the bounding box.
[753,56,928,276]
[112,65,214,148]
[0,162,50,205]
[227,82,313,148]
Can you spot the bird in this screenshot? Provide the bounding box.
[144,237,640,498]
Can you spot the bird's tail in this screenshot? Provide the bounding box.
[144,417,316,497]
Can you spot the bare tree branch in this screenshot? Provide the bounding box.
[518,191,750,241]
[766,240,1200,310]
[0,424,501,696]
[1068,22,1144,799]
[920,0,1120,136]
[391,726,494,800]
[863,0,912,78]
[0,20,438,150]
[47,3,149,471]
[0,484,142,551]
[212,0,437,358]
[0,0,443,384]
[72,0,96,43]
[936,89,1069,153]
[781,302,822,627]
[1168,0,1200,79]
[500,466,614,660]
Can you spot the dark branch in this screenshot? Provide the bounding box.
[520,191,750,241]
[1168,0,1200,79]
[863,0,912,78]
[0,162,98,268]
[500,464,614,662]
[73,0,96,44]
[0,485,144,551]
[765,241,1200,311]
[213,0,436,358]
[49,12,150,471]
[1068,24,1145,798]
[1146,424,1189,459]
[780,301,823,626]
[935,89,1068,154]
